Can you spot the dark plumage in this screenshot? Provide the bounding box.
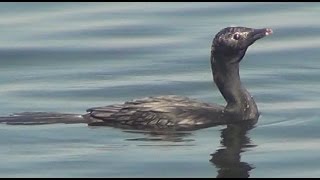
[0,26,272,131]
[83,26,273,130]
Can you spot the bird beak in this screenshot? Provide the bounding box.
[251,28,273,41]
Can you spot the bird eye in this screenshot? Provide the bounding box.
[233,33,240,40]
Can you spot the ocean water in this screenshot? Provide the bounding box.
[0,2,320,178]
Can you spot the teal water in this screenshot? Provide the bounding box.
[0,2,320,178]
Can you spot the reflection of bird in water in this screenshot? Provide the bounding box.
[210,121,257,178]
[122,129,194,143]
[101,120,257,177]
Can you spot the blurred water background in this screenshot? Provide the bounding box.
[0,2,320,178]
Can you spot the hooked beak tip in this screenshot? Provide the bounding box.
[265,28,273,36]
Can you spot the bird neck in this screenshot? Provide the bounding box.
[211,52,259,120]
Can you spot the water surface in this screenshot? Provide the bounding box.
[0,2,320,178]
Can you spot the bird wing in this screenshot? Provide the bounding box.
[84,95,225,130]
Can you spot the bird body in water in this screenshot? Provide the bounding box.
[83,26,273,130]
[0,26,273,131]
[84,95,226,131]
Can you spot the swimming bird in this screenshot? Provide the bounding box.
[83,26,273,130]
[0,26,272,131]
